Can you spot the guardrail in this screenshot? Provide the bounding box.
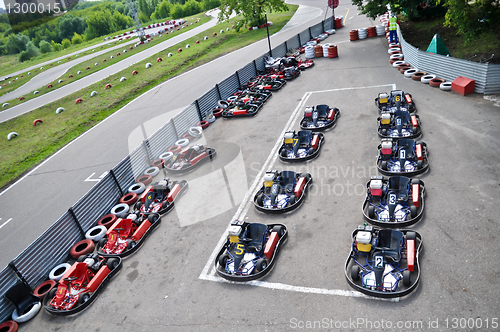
[398,26,500,94]
[0,15,335,322]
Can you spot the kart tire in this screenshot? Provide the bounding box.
[412,127,418,134]
[417,160,423,169]
[256,195,264,207]
[188,126,203,138]
[77,292,92,305]
[280,149,287,157]
[12,301,41,323]
[98,237,108,249]
[381,161,387,170]
[368,206,375,219]
[98,214,118,229]
[120,192,138,205]
[440,82,452,91]
[33,280,57,300]
[255,259,268,272]
[144,166,159,177]
[410,205,417,218]
[110,203,130,218]
[70,239,95,259]
[136,174,153,185]
[159,152,174,161]
[381,128,387,136]
[218,253,230,267]
[128,182,146,194]
[0,321,18,332]
[148,213,160,224]
[49,263,71,281]
[406,231,416,241]
[126,239,137,250]
[135,200,144,211]
[351,265,360,281]
[85,225,107,242]
[402,270,411,286]
[288,195,296,206]
[272,225,285,237]
[107,258,120,270]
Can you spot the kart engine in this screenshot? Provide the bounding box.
[83,254,103,273]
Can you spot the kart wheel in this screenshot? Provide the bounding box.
[406,231,416,241]
[255,259,268,272]
[148,213,160,224]
[107,258,120,270]
[381,161,387,170]
[351,265,360,281]
[280,149,287,157]
[272,225,285,237]
[47,287,57,301]
[412,127,418,134]
[402,270,411,286]
[288,195,296,206]
[218,253,230,268]
[417,160,423,169]
[135,201,144,211]
[410,205,417,218]
[300,173,312,182]
[368,206,375,219]
[381,129,387,136]
[98,237,108,249]
[256,195,264,207]
[78,292,92,305]
[126,239,137,250]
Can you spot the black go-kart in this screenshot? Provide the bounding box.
[345,224,422,298]
[278,130,325,162]
[242,76,286,92]
[377,138,429,176]
[220,89,272,118]
[375,90,416,113]
[362,176,425,227]
[300,105,340,131]
[253,170,312,213]
[378,108,421,139]
[215,220,288,281]
[135,178,188,215]
[164,145,216,173]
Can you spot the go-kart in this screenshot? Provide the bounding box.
[253,170,312,213]
[164,145,216,173]
[43,254,122,315]
[135,178,188,215]
[345,224,422,298]
[377,138,429,176]
[263,56,301,80]
[296,59,314,70]
[96,212,161,257]
[362,176,425,227]
[300,104,341,131]
[278,130,325,162]
[215,220,288,281]
[242,76,286,92]
[377,108,421,139]
[220,89,271,118]
[375,90,416,113]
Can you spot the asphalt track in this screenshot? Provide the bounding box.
[2,0,500,330]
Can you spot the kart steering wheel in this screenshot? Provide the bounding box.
[64,277,78,282]
[239,238,252,243]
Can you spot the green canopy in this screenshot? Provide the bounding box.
[426,34,450,56]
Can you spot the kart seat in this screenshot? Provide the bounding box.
[390,90,404,104]
[280,171,296,192]
[4,282,41,318]
[373,229,404,263]
[387,177,410,201]
[397,139,415,159]
[298,130,312,146]
[316,104,329,118]
[245,223,268,253]
[394,110,410,125]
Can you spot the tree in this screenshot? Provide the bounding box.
[111,11,133,31]
[170,3,184,19]
[39,40,52,53]
[6,34,28,54]
[19,51,30,62]
[58,14,87,41]
[202,0,221,11]
[25,41,39,57]
[184,0,202,16]
[153,1,172,19]
[138,0,152,20]
[71,32,83,44]
[219,0,288,30]
[61,38,71,48]
[85,11,111,39]
[51,40,62,51]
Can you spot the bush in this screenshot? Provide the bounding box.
[25,41,39,58]
[72,32,83,44]
[61,38,71,49]
[19,50,30,62]
[170,3,184,19]
[39,40,52,53]
[51,40,62,51]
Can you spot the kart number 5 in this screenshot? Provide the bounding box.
[235,243,245,255]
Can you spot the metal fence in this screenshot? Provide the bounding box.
[0,17,338,322]
[398,26,500,94]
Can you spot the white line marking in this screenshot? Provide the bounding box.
[199,84,398,300]
[0,218,13,229]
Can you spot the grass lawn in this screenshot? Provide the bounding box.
[0,5,299,190]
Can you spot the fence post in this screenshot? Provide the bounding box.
[171,119,179,140]
[194,100,203,121]
[142,140,152,164]
[308,27,312,40]
[68,208,86,238]
[253,60,258,75]
[109,169,124,196]
[8,262,31,289]
[235,71,242,88]
[215,84,222,100]
[284,41,288,53]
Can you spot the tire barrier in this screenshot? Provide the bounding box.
[204,36,208,40]
[12,301,41,323]
[399,66,412,73]
[358,28,367,39]
[404,68,418,78]
[213,32,217,37]
[128,182,146,194]
[328,45,338,58]
[168,53,173,57]
[68,75,73,78]
[95,63,98,66]
[175,138,190,147]
[132,70,138,75]
[167,145,182,153]
[389,57,403,64]
[151,158,165,168]
[390,53,403,60]
[334,17,343,28]
[33,119,43,126]
[157,57,163,62]
[212,108,223,118]
[196,40,200,44]
[120,77,127,82]
[56,107,65,114]
[136,174,153,185]
[182,132,194,141]
[7,132,18,140]
[188,126,203,138]
[392,60,406,67]
[429,78,446,87]
[69,239,95,259]
[119,192,139,205]
[421,74,437,84]
[33,280,57,299]
[376,25,385,36]
[103,59,106,62]
[85,225,107,241]
[105,84,112,89]
[159,151,174,161]
[143,166,160,177]
[178,48,183,53]
[0,321,18,332]
[75,98,83,104]
[34,91,39,94]
[77,71,81,74]
[145,63,152,68]
[197,120,209,129]
[91,91,98,97]
[440,82,452,91]
[110,203,130,218]
[367,26,377,37]
[49,263,72,280]
[349,29,359,41]
[388,47,401,54]
[86,67,90,70]
[305,46,315,59]
[186,44,190,48]
[411,71,428,81]
[2,102,9,108]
